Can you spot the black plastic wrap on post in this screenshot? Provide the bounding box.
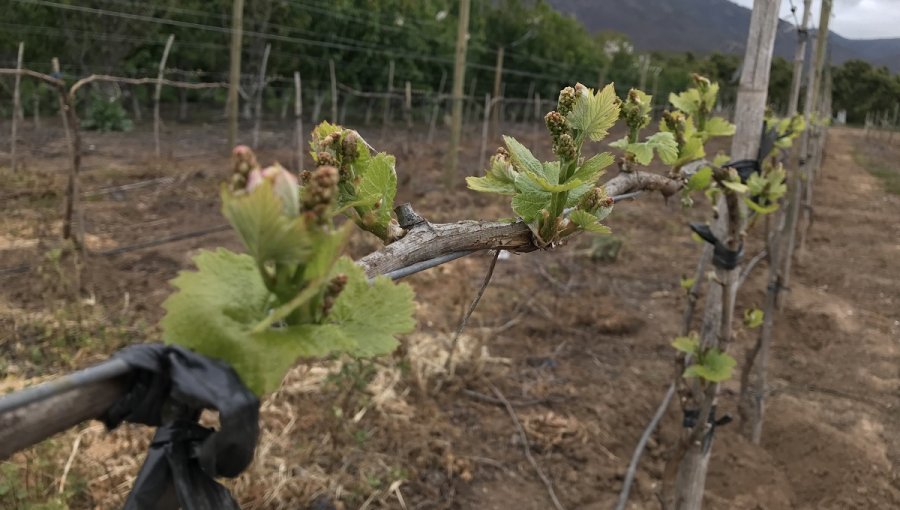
[689,223,744,270]
[103,344,260,510]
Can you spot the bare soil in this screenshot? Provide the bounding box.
[0,120,897,509]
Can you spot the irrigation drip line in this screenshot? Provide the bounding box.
[0,188,647,280]
[0,358,131,417]
[96,224,231,256]
[0,224,231,278]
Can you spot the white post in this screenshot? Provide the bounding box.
[155,34,175,160]
[10,42,24,171]
[294,71,303,172]
[252,43,271,148]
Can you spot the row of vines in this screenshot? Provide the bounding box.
[0,0,836,508]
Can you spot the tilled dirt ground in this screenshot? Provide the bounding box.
[0,120,897,509]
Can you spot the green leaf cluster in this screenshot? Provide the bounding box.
[743,308,764,329]
[161,145,415,396]
[161,250,414,395]
[672,333,737,383]
[744,164,787,215]
[610,89,679,166]
[467,84,620,246]
[310,122,403,243]
[660,75,734,175]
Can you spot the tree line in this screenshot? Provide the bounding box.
[1,0,896,124]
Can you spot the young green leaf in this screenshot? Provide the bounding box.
[669,88,701,117]
[161,250,416,395]
[705,116,736,137]
[568,83,620,141]
[744,197,779,214]
[680,277,696,292]
[721,180,748,194]
[712,152,731,167]
[221,182,311,267]
[571,152,614,184]
[326,257,416,357]
[354,153,397,209]
[744,308,764,329]
[511,188,552,222]
[683,348,736,382]
[647,131,678,162]
[467,156,518,195]
[568,209,612,234]
[353,152,398,234]
[746,172,768,196]
[672,334,700,355]
[503,136,544,177]
[161,249,351,395]
[686,166,713,192]
[511,169,554,222]
[628,142,655,165]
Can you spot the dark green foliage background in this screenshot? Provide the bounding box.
[1,0,896,122]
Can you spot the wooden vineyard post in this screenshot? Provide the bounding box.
[784,0,831,303]
[329,58,338,122]
[464,76,477,125]
[738,0,813,443]
[294,71,303,172]
[227,0,245,149]
[491,46,504,139]
[10,42,24,171]
[479,93,491,172]
[787,0,812,117]
[155,35,175,160]
[447,0,471,187]
[403,80,412,155]
[427,70,448,144]
[797,0,832,256]
[382,60,395,133]
[33,89,40,130]
[50,58,84,251]
[252,43,271,149]
[669,1,781,508]
[778,0,812,311]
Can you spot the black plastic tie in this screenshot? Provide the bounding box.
[103,344,260,510]
[690,223,743,270]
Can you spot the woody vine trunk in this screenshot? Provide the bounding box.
[668,1,781,508]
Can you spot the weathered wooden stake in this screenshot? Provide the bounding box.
[154,35,174,160]
[403,80,412,155]
[329,58,338,122]
[227,0,245,149]
[427,69,449,144]
[252,43,271,148]
[670,1,781,508]
[294,71,303,172]
[382,60,395,131]
[33,89,40,130]
[479,93,491,172]
[787,0,812,116]
[796,0,832,257]
[447,0,471,187]
[53,58,83,250]
[10,42,24,171]
[491,46,504,138]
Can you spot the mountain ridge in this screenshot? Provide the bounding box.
[546,0,900,72]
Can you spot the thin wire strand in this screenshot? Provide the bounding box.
[444,250,501,373]
[10,0,569,83]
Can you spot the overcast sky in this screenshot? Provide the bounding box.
[729,0,900,39]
